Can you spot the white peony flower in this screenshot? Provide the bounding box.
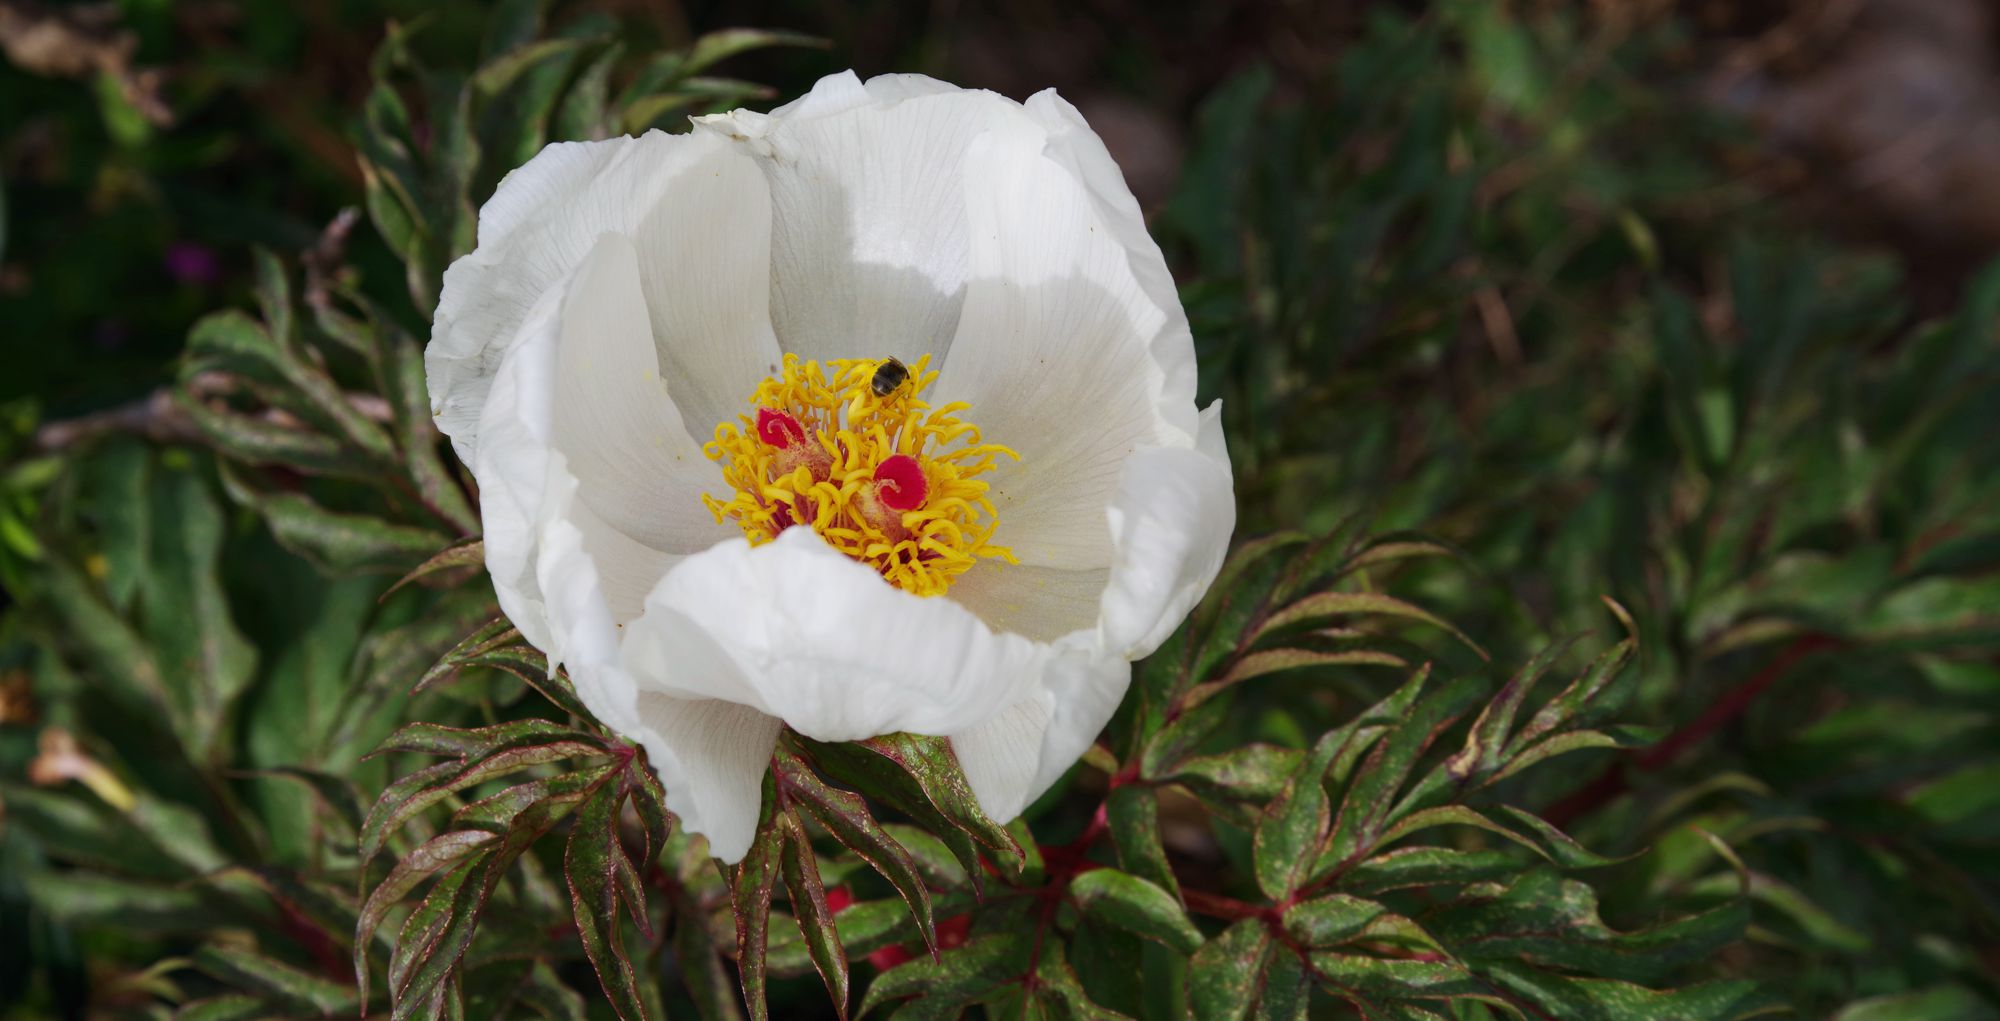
[425,70,1235,863]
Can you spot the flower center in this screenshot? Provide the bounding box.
[702,354,1018,597]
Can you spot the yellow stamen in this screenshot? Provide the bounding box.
[703,354,1018,597]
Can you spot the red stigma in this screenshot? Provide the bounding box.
[756,407,806,448]
[873,454,929,512]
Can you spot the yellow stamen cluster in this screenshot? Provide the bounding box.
[702,354,1018,597]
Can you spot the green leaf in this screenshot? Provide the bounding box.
[1105,786,1181,902]
[1443,640,1570,783]
[1255,949,1309,1021]
[1167,745,1301,807]
[673,907,744,1021]
[1281,894,1385,947]
[566,777,651,1020]
[1190,648,1408,707]
[1309,953,1483,1002]
[373,718,594,759]
[1257,591,1485,661]
[194,945,359,1016]
[679,28,825,76]
[144,463,259,759]
[1258,665,1433,897]
[1500,638,1636,760]
[802,734,1022,882]
[1323,673,1486,870]
[228,483,452,575]
[777,750,936,955]
[359,737,607,861]
[1342,846,1519,894]
[357,830,497,1000]
[728,772,783,1021]
[1069,869,1203,954]
[1187,919,1273,1021]
[857,934,1031,1018]
[1830,986,1998,1021]
[779,807,850,1019]
[1482,963,1782,1021]
[1431,870,1746,984]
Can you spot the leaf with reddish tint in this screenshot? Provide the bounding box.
[355,829,497,999]
[567,777,651,1021]
[383,537,485,598]
[1251,727,1350,900]
[1165,745,1301,808]
[1482,963,1781,1020]
[1502,638,1637,758]
[1342,846,1519,894]
[1187,919,1273,1021]
[855,934,1032,1018]
[728,772,783,1021]
[370,718,593,759]
[1028,941,1133,1020]
[192,945,359,1017]
[359,738,609,860]
[1257,949,1310,1021]
[776,750,936,955]
[878,824,968,889]
[1256,590,1486,661]
[673,910,744,1021]
[778,807,850,1018]
[1322,673,1485,871]
[1068,869,1203,954]
[450,766,614,832]
[1105,786,1180,903]
[801,734,1021,881]
[628,763,673,868]
[1307,954,1482,1002]
[1443,640,1572,784]
[1190,647,1408,705]
[387,789,592,1017]
[406,618,589,719]
[1280,894,1385,947]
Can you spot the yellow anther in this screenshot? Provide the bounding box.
[702,354,1018,597]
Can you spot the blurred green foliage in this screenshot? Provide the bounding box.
[2,1,1997,1019]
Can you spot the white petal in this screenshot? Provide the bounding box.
[472,281,566,653]
[619,527,1051,742]
[1098,402,1236,659]
[952,646,1128,821]
[552,232,735,557]
[949,405,1233,820]
[931,98,1197,570]
[630,694,782,863]
[946,562,1107,643]
[694,71,1033,365]
[428,130,780,468]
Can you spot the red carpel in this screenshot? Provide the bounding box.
[873,454,929,511]
[756,407,807,448]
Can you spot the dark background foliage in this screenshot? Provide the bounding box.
[2,1,1998,1019]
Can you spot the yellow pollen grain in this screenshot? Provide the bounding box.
[702,353,1018,597]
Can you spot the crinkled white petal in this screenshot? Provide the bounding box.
[630,693,783,864]
[1098,402,1236,659]
[619,527,1054,741]
[948,404,1233,820]
[552,232,734,557]
[429,129,780,469]
[693,71,1032,366]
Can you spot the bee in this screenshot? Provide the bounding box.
[870,356,911,399]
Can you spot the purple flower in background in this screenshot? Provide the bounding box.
[164,242,221,286]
